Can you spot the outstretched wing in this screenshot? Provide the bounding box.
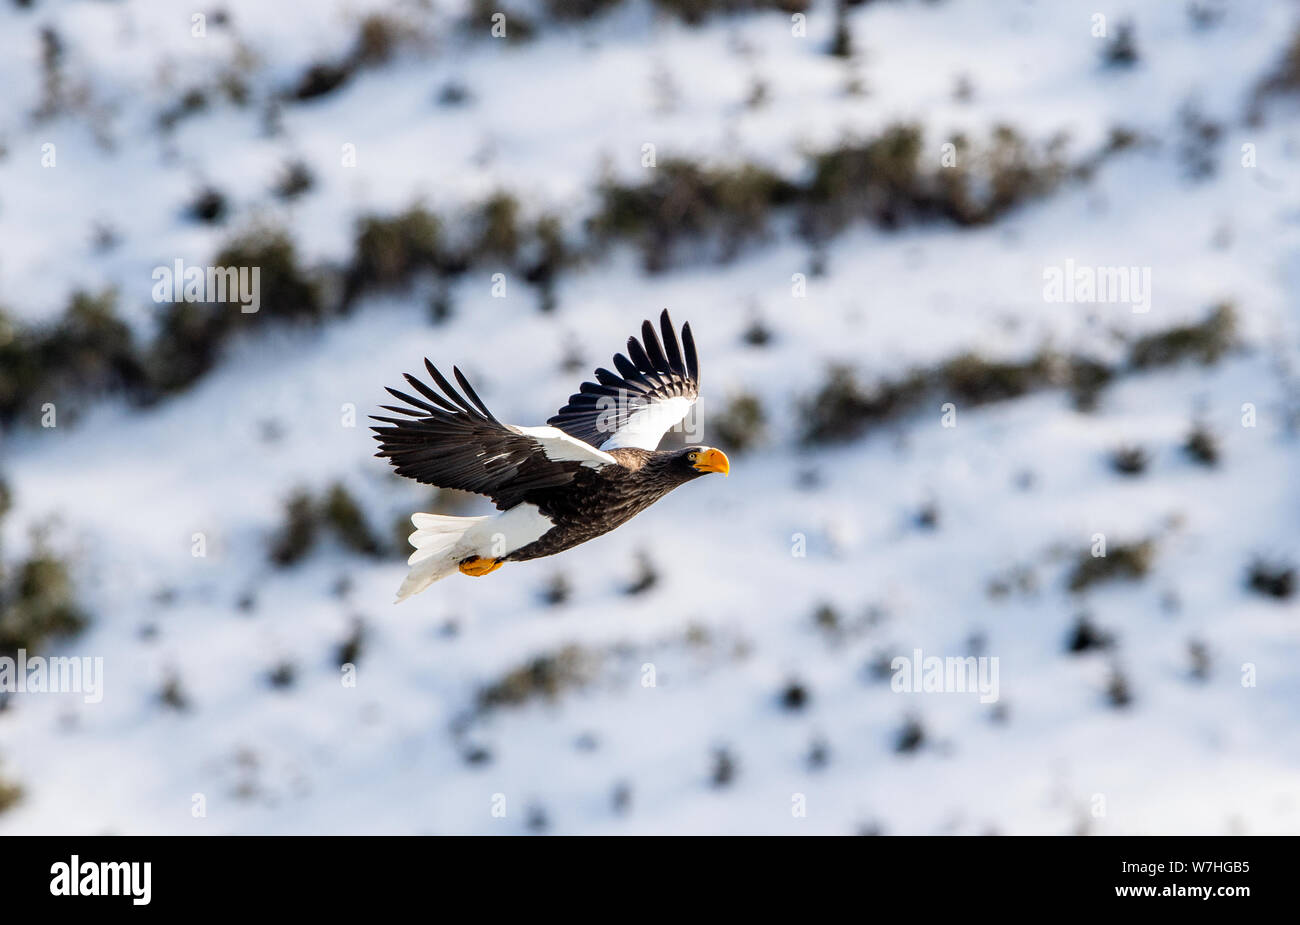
[548,309,700,451]
[372,360,614,511]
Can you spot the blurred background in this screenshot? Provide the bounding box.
[1,0,1298,834]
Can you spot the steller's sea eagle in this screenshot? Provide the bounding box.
[372,310,729,601]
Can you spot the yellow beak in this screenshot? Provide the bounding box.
[692,448,730,476]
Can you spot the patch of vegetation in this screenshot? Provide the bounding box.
[336,618,365,668]
[158,671,190,711]
[590,158,796,271]
[1188,639,1211,681]
[149,227,324,396]
[1176,100,1223,180]
[1105,665,1133,708]
[473,191,523,261]
[1127,303,1236,369]
[0,765,21,815]
[987,564,1038,599]
[157,87,209,132]
[352,12,412,66]
[477,644,595,710]
[806,737,830,770]
[1109,444,1149,476]
[525,803,549,833]
[711,391,766,453]
[709,745,738,787]
[1246,557,1295,600]
[894,715,926,753]
[812,601,841,635]
[1065,613,1114,654]
[741,315,772,347]
[346,206,442,299]
[1255,24,1300,98]
[1066,540,1154,592]
[186,186,228,224]
[436,81,472,107]
[652,0,808,27]
[779,679,809,711]
[829,0,853,58]
[285,13,420,102]
[612,780,632,813]
[941,350,1053,405]
[0,290,148,427]
[291,61,353,101]
[268,490,320,568]
[1183,423,1219,466]
[267,661,297,689]
[0,545,89,658]
[798,364,928,444]
[270,484,384,567]
[798,350,1058,445]
[321,483,383,557]
[273,159,315,201]
[799,304,1237,445]
[624,551,659,596]
[1101,20,1139,68]
[1067,357,1113,411]
[540,573,571,607]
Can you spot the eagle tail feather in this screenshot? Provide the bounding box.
[395,513,492,602]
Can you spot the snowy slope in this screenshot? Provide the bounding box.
[1,0,1298,834]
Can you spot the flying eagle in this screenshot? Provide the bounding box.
[372,310,729,601]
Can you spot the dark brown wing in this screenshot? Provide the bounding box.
[371,360,587,510]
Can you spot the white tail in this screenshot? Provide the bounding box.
[395,513,491,602]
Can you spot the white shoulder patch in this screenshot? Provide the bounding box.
[599,396,696,451]
[509,425,618,467]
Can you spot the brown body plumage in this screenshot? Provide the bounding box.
[504,448,708,561]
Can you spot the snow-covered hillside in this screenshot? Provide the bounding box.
[1,0,1298,834]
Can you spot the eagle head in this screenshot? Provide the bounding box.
[679,446,730,478]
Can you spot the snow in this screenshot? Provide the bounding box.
[1,0,1298,834]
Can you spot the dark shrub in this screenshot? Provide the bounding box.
[273,160,315,200]
[1246,557,1294,599]
[478,644,594,709]
[1109,445,1148,476]
[711,392,766,453]
[780,679,809,711]
[321,483,382,557]
[895,716,925,753]
[624,551,659,596]
[187,187,228,224]
[268,490,319,568]
[0,548,89,657]
[1101,20,1139,68]
[709,746,737,787]
[1128,303,1235,369]
[1183,424,1219,466]
[291,61,353,101]
[1067,540,1154,592]
[1066,613,1114,653]
[348,206,441,296]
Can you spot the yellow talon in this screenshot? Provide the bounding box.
[459,556,504,577]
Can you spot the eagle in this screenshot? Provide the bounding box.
[371,310,730,601]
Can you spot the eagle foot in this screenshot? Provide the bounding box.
[458,556,504,577]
